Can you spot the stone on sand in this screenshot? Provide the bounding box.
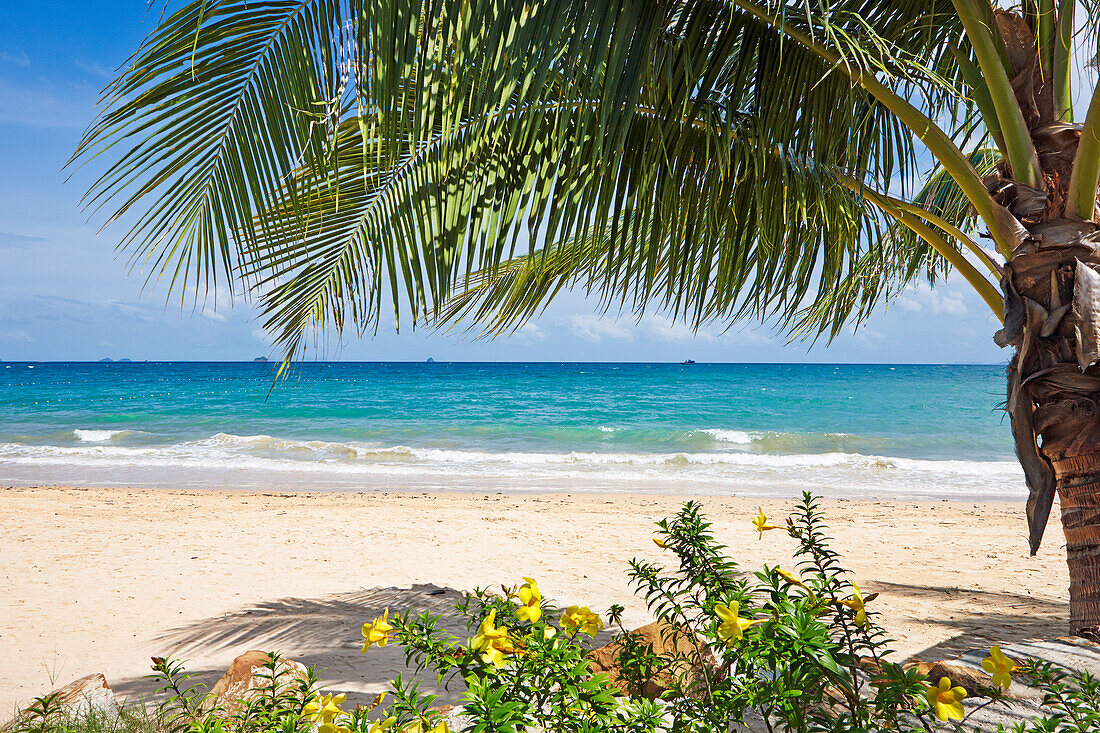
[587,621,711,698]
[205,650,309,717]
[920,637,1100,730]
[2,674,119,731]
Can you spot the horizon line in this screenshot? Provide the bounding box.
[1,359,1009,366]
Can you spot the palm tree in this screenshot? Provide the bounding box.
[74,0,1100,631]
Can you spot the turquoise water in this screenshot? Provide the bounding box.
[0,362,1022,498]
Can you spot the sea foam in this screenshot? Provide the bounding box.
[73,429,130,442]
[0,431,1024,499]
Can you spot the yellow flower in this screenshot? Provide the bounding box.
[924,677,966,721]
[559,605,603,636]
[362,609,395,652]
[304,693,346,726]
[752,508,779,539]
[319,725,350,733]
[514,577,542,623]
[839,583,870,629]
[714,601,762,646]
[981,646,1017,690]
[652,537,667,549]
[471,609,515,667]
[775,567,807,589]
[369,717,397,733]
[400,721,449,733]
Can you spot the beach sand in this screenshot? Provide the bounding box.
[0,485,1070,714]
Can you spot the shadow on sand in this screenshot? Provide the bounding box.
[111,584,470,708]
[110,584,614,709]
[109,580,1069,709]
[871,580,1070,660]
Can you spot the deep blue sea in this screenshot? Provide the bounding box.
[0,362,1022,499]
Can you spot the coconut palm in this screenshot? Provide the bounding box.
[74,0,1100,631]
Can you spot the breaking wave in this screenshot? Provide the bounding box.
[73,429,132,442]
[0,431,1024,498]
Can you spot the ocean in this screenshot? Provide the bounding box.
[0,361,1022,500]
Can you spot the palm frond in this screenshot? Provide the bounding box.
[428,152,947,342]
[894,147,1001,254]
[75,0,989,358]
[73,0,353,302]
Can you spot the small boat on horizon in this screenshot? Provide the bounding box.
[681,359,696,365]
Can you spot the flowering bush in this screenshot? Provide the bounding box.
[350,493,1074,732]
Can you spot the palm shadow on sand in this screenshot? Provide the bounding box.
[111,584,471,708]
[871,580,1070,660]
[108,580,1069,709]
[110,584,614,709]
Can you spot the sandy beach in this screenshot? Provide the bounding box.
[0,485,1069,714]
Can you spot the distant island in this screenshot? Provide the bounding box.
[426,357,435,363]
[252,356,269,363]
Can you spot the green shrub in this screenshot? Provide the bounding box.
[363,492,976,732]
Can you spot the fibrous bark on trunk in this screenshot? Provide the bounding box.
[986,14,1100,629]
[1000,217,1100,635]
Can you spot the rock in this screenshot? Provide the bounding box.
[587,621,712,698]
[205,651,309,717]
[431,704,470,730]
[907,637,1100,731]
[910,660,999,698]
[3,674,119,730]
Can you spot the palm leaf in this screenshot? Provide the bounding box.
[75,0,988,357]
[73,0,353,302]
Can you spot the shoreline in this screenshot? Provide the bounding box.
[0,484,1066,714]
[0,475,1029,502]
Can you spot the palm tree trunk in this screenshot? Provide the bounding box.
[986,8,1100,635]
[1001,217,1100,636]
[1053,453,1100,634]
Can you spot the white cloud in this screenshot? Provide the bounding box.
[0,328,33,342]
[897,286,969,316]
[640,315,716,344]
[74,59,114,78]
[854,328,887,347]
[512,322,546,342]
[563,312,776,346]
[0,77,97,129]
[0,231,45,249]
[0,51,30,68]
[178,284,249,322]
[251,328,270,343]
[100,300,164,323]
[723,326,773,346]
[567,314,635,342]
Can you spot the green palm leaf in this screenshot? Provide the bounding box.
[73,0,353,301]
[75,0,989,358]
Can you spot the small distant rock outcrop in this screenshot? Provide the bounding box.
[97,358,113,363]
[252,356,269,363]
[204,651,309,717]
[426,357,435,363]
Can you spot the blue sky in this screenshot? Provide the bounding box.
[0,1,1008,363]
